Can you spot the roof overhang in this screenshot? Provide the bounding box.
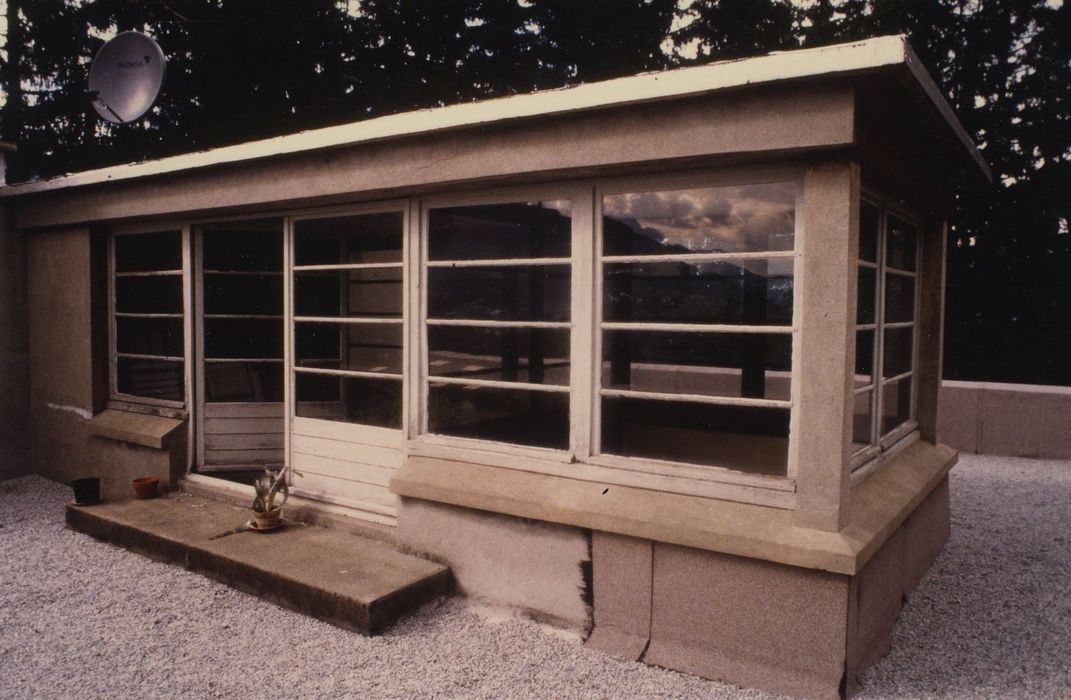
[0,35,989,205]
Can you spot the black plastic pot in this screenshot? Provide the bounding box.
[71,477,101,506]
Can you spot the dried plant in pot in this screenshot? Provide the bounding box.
[251,469,289,531]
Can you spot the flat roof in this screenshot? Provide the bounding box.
[0,34,989,198]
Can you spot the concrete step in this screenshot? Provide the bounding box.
[66,494,452,635]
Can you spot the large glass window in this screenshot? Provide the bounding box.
[420,185,797,476]
[852,201,919,460]
[292,212,404,428]
[597,183,796,475]
[424,201,572,449]
[112,231,185,402]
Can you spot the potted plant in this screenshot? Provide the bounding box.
[132,476,159,499]
[251,468,289,531]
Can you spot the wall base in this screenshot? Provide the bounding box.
[32,405,186,499]
[396,497,592,632]
[588,475,951,699]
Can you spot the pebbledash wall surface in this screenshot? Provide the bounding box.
[0,37,993,699]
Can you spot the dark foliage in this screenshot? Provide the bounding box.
[781,0,1070,386]
[1,0,1067,384]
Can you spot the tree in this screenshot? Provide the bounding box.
[1,0,1067,383]
[530,0,677,84]
[672,0,797,61]
[789,0,1071,384]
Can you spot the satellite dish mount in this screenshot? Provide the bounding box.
[88,31,166,124]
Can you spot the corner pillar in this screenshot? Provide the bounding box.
[914,218,948,443]
[792,160,860,531]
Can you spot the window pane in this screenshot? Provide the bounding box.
[857,266,877,325]
[428,383,568,449]
[855,330,874,388]
[428,201,571,260]
[428,265,570,321]
[117,358,184,401]
[882,326,914,378]
[852,389,874,453]
[295,373,401,428]
[859,201,879,263]
[294,267,402,318]
[880,378,913,435]
[204,361,283,403]
[117,317,184,357]
[600,397,788,475]
[886,215,917,271]
[115,275,182,314]
[293,212,403,266]
[603,259,793,325]
[115,232,182,272]
[295,322,402,374]
[204,274,282,316]
[204,318,282,359]
[602,183,796,256]
[883,273,915,324]
[429,326,569,386]
[202,225,283,271]
[601,331,791,401]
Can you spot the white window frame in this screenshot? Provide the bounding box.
[413,183,583,464]
[107,223,191,411]
[588,171,799,486]
[109,166,806,508]
[288,202,410,445]
[409,168,802,508]
[851,195,922,472]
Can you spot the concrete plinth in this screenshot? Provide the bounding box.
[396,497,591,631]
[67,494,452,635]
[587,476,952,699]
[586,532,651,661]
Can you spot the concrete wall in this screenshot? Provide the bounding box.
[27,228,186,498]
[396,497,591,631]
[587,476,951,699]
[0,201,29,480]
[940,380,1071,459]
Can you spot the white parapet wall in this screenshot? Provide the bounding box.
[940,380,1071,459]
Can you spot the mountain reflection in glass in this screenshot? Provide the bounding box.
[602,183,795,256]
[598,183,796,476]
[603,260,793,325]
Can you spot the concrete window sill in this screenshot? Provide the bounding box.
[390,441,957,575]
[87,409,184,450]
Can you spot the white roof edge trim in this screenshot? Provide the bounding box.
[0,35,975,198]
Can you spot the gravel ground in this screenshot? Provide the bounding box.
[0,453,1068,699]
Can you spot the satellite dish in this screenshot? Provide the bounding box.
[88,31,166,124]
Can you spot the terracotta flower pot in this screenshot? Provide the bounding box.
[253,507,283,531]
[132,476,159,500]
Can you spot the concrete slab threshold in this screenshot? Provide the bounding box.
[66,494,452,635]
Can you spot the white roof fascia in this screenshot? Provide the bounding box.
[0,35,982,197]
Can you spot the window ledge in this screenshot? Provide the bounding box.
[390,440,957,575]
[88,409,184,449]
[107,399,187,421]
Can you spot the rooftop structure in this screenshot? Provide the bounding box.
[0,36,989,698]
